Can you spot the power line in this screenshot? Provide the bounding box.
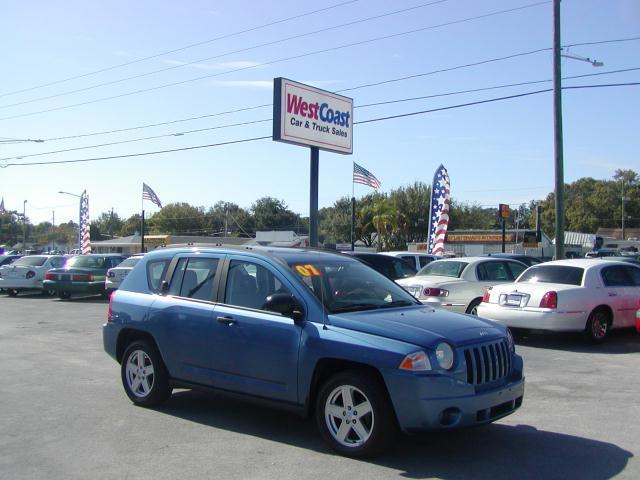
[0,0,361,99]
[0,0,451,110]
[19,58,640,145]
[5,69,638,162]
[0,80,639,162]
[4,81,636,168]
[0,1,550,122]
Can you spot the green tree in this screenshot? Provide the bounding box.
[148,203,206,235]
[319,197,352,244]
[251,197,301,233]
[92,211,123,240]
[119,214,142,237]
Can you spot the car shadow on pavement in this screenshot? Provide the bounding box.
[157,390,632,479]
[514,328,640,354]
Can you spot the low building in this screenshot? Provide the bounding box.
[409,229,553,258]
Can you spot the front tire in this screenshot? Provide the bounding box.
[121,340,171,407]
[58,291,71,300]
[7,289,18,297]
[315,370,397,457]
[584,309,610,344]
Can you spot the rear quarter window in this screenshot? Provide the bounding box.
[146,259,170,293]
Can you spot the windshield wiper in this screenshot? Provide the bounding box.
[375,300,415,309]
[331,303,379,313]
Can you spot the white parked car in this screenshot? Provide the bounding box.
[397,257,528,314]
[381,251,439,270]
[0,255,67,296]
[105,254,144,295]
[476,259,640,343]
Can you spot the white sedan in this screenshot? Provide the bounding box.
[397,257,528,314]
[476,259,640,343]
[0,255,67,296]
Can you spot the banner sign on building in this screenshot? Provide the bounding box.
[273,78,353,155]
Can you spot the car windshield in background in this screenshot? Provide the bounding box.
[287,258,418,314]
[67,256,107,269]
[13,256,48,267]
[517,265,584,286]
[418,261,468,278]
[117,257,142,268]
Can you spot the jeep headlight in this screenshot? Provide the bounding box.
[506,328,515,353]
[435,342,455,370]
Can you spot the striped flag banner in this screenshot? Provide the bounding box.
[142,183,163,208]
[353,162,381,190]
[428,164,451,255]
[80,190,91,254]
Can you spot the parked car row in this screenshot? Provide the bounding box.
[0,254,128,299]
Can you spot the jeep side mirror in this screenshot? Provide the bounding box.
[263,293,305,322]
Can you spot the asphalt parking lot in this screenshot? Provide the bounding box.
[1,293,638,480]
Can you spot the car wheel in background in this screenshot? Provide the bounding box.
[584,309,610,344]
[121,340,171,407]
[8,289,19,297]
[42,288,56,296]
[315,370,397,457]
[58,291,71,300]
[466,299,482,315]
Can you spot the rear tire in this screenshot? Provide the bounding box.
[58,291,71,300]
[466,299,482,315]
[315,370,397,458]
[8,289,18,297]
[121,340,171,407]
[584,309,610,344]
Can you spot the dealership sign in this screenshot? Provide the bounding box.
[273,78,353,154]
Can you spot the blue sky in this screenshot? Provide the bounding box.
[1,0,638,226]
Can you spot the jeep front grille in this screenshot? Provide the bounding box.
[463,339,511,385]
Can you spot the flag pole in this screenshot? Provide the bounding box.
[351,162,355,251]
[141,189,145,253]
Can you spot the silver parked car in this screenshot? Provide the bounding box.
[105,254,144,296]
[397,257,528,315]
[0,255,67,296]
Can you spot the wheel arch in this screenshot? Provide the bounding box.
[116,328,160,364]
[589,304,613,325]
[305,358,389,417]
[466,297,483,314]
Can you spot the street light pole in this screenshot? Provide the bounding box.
[22,200,27,252]
[553,0,565,260]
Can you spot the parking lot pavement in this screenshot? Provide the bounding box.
[1,293,639,480]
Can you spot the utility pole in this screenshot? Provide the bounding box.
[22,200,27,252]
[553,0,565,260]
[224,203,228,238]
[621,179,626,240]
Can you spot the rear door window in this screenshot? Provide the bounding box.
[173,257,220,301]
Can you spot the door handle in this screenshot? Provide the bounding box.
[216,315,236,325]
[608,292,617,297]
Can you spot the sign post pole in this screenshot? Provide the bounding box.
[310,147,319,247]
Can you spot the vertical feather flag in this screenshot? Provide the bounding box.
[428,165,451,255]
[80,190,91,254]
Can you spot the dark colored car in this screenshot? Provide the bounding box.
[44,254,126,299]
[484,253,543,268]
[342,251,417,281]
[0,255,22,267]
[104,246,524,457]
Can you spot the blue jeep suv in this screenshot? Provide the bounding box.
[103,246,524,457]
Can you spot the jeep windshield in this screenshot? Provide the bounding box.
[286,256,419,314]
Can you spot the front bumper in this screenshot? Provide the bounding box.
[384,355,524,433]
[476,303,587,331]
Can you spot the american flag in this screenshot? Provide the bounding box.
[80,190,91,254]
[353,162,381,190]
[428,164,451,255]
[142,183,162,208]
